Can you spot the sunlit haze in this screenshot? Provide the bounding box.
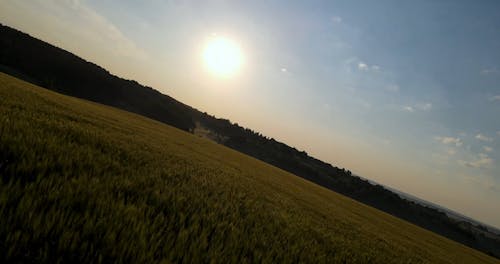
[203,36,244,78]
[1,0,499,228]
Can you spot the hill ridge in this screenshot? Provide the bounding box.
[0,23,499,258]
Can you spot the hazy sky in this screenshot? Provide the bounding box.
[1,0,499,228]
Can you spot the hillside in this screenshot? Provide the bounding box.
[1,72,499,263]
[0,23,499,258]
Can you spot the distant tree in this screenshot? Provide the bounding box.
[2,23,498,259]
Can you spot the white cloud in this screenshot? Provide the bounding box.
[345,58,382,73]
[435,136,463,147]
[356,61,382,73]
[476,133,493,142]
[483,146,493,153]
[489,95,500,102]
[459,153,493,169]
[358,62,368,71]
[281,68,288,73]
[332,16,342,23]
[415,102,432,111]
[402,102,432,113]
[403,106,414,112]
[447,149,457,156]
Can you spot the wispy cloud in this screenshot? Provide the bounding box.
[357,61,382,72]
[0,0,148,62]
[459,153,493,169]
[322,103,331,111]
[480,68,499,75]
[344,58,383,75]
[489,95,500,102]
[360,99,372,109]
[415,103,432,111]
[403,106,414,112]
[402,102,432,113]
[435,136,463,147]
[358,62,368,71]
[483,146,493,153]
[332,16,342,23]
[385,84,400,92]
[476,133,493,142]
[351,59,381,73]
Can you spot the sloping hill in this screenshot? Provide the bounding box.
[0,25,195,132]
[0,72,498,263]
[1,24,499,258]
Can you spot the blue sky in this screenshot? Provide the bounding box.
[1,0,499,228]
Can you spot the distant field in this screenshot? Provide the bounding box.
[0,72,497,263]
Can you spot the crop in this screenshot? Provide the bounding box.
[0,73,497,263]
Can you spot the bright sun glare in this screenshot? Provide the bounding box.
[203,36,243,78]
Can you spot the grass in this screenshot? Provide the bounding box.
[0,72,498,263]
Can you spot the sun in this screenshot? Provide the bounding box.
[203,36,244,78]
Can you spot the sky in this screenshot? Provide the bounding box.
[1,0,499,228]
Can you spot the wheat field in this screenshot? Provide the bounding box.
[0,72,497,263]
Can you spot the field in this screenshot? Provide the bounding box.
[0,72,497,263]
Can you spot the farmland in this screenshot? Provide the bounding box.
[0,72,497,263]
